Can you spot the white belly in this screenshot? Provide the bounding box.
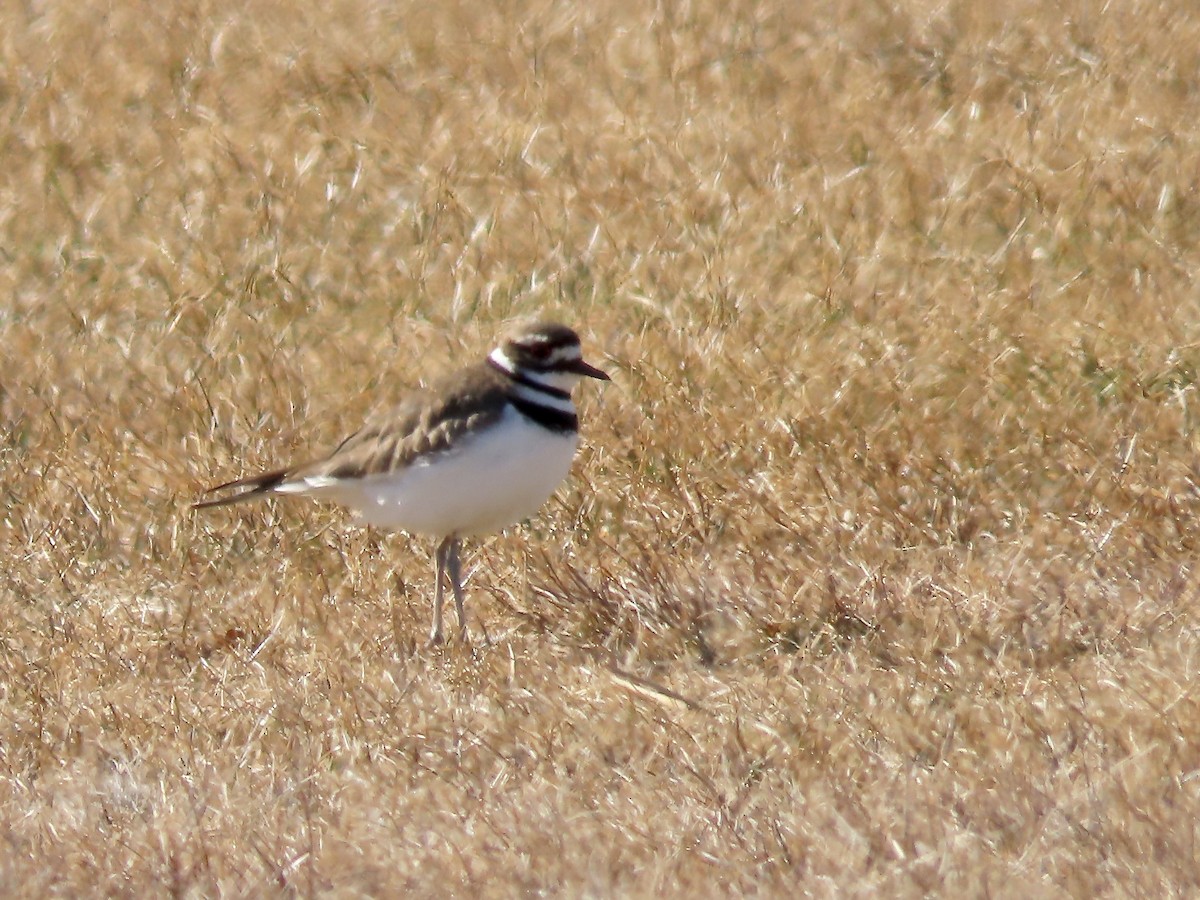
[307,407,579,536]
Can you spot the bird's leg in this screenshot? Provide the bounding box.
[429,536,453,645]
[444,536,469,643]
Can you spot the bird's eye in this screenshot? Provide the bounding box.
[528,343,552,359]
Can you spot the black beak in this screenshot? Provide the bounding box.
[567,357,610,381]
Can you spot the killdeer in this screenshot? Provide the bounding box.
[194,321,609,644]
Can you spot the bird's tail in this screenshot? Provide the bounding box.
[192,468,291,510]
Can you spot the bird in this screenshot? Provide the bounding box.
[193,320,609,644]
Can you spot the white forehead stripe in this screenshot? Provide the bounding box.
[547,345,582,364]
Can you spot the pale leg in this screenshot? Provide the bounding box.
[444,536,468,642]
[429,537,453,645]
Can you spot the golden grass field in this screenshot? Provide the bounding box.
[2,0,1200,894]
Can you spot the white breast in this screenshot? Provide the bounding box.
[306,405,580,536]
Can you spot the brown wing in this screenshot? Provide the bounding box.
[193,362,509,509]
[296,363,509,480]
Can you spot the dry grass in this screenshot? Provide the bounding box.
[2,0,1200,894]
